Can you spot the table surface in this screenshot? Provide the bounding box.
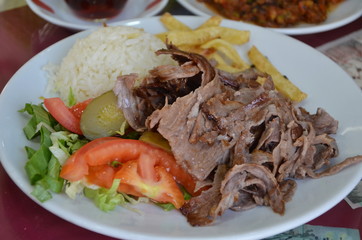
[0,1,361,239]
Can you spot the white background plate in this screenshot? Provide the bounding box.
[0,16,362,240]
[177,0,362,35]
[25,0,169,30]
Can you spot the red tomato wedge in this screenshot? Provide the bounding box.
[60,137,196,208]
[115,160,185,209]
[60,137,120,181]
[84,139,196,195]
[69,98,93,120]
[44,98,83,135]
[87,165,116,189]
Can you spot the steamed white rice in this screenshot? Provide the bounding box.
[46,26,174,102]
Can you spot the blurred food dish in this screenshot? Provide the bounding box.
[198,0,345,28]
[26,0,169,30]
[63,0,128,20]
[177,0,362,35]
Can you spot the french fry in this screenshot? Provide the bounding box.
[160,12,191,31]
[248,46,307,102]
[196,16,223,29]
[166,26,250,46]
[201,39,249,70]
[256,76,269,86]
[177,44,216,57]
[205,52,245,73]
[207,52,228,65]
[176,44,199,53]
[217,64,247,73]
[155,32,168,42]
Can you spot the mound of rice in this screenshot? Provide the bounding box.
[47,26,175,102]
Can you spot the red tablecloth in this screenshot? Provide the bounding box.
[0,2,361,240]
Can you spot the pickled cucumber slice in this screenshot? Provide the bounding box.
[80,91,127,140]
[139,131,171,152]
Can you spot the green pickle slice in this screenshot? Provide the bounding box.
[80,91,126,140]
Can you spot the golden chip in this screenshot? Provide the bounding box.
[155,32,168,42]
[166,26,250,46]
[248,46,307,102]
[207,52,227,65]
[201,39,249,70]
[217,64,247,73]
[160,12,191,31]
[196,16,223,29]
[178,44,215,56]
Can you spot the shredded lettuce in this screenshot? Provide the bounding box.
[31,179,53,202]
[65,180,86,199]
[20,103,58,140]
[25,143,52,185]
[154,202,177,211]
[48,131,87,165]
[84,179,127,212]
[20,103,87,202]
[115,121,129,136]
[121,193,149,205]
[182,186,192,201]
[67,87,77,107]
[84,179,150,213]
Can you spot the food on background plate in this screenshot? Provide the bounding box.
[21,16,362,227]
[198,0,345,28]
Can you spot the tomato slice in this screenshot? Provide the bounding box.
[85,139,148,166]
[44,98,83,135]
[115,160,185,209]
[60,137,120,181]
[84,139,196,195]
[87,165,116,189]
[139,146,196,195]
[61,137,196,208]
[69,98,93,120]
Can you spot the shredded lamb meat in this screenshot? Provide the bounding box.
[113,44,362,226]
[113,44,216,131]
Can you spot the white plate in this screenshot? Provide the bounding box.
[1,16,362,240]
[25,0,169,30]
[177,0,362,35]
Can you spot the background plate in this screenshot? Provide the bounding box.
[177,0,362,35]
[26,0,169,30]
